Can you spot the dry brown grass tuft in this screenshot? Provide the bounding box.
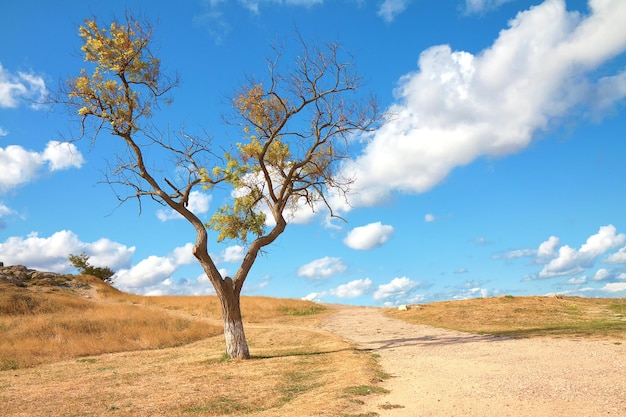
[385,295,626,339]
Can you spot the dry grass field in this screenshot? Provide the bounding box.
[385,295,626,339]
[2,273,624,416]
[0,274,385,416]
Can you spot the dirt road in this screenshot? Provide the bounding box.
[322,306,626,416]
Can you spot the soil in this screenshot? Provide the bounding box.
[322,306,626,417]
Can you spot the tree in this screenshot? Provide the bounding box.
[68,252,115,283]
[61,16,380,359]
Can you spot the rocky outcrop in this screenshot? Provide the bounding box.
[0,264,73,288]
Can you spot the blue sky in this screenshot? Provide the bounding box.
[1,0,626,306]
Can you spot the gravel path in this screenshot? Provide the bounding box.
[322,306,626,417]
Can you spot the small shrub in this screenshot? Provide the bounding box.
[68,253,115,283]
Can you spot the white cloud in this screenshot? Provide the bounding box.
[0,203,13,216]
[501,249,536,259]
[500,235,560,260]
[343,0,626,207]
[297,256,347,279]
[0,63,48,109]
[171,243,196,265]
[539,225,626,277]
[0,141,85,193]
[41,141,85,171]
[566,276,587,285]
[302,292,325,303]
[236,0,322,13]
[606,246,626,263]
[262,195,319,227]
[343,221,393,250]
[330,278,373,299]
[85,238,136,270]
[537,235,560,259]
[373,276,421,302]
[591,268,611,281]
[465,0,514,14]
[221,245,245,263]
[453,286,490,300]
[600,282,626,293]
[0,127,8,136]
[115,243,196,290]
[156,191,211,221]
[377,0,411,23]
[142,275,217,296]
[424,213,436,223]
[0,230,135,272]
[0,203,15,229]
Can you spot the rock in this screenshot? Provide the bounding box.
[398,304,409,311]
[0,264,72,288]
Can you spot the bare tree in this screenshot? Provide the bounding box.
[61,16,380,358]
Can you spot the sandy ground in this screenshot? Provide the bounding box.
[322,306,626,417]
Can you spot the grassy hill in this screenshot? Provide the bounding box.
[0,269,385,416]
[1,268,624,416]
[385,295,626,340]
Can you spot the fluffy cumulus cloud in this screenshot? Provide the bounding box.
[424,213,436,223]
[373,276,422,305]
[606,246,626,264]
[0,141,85,193]
[141,274,217,296]
[0,230,135,272]
[330,278,373,298]
[156,191,211,221]
[378,0,412,23]
[501,235,560,260]
[601,282,626,293]
[537,236,560,259]
[342,0,626,207]
[0,63,48,109]
[297,256,347,279]
[539,225,626,278]
[343,222,394,250]
[302,277,373,301]
[115,243,197,290]
[221,245,245,263]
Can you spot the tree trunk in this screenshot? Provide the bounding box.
[219,279,250,359]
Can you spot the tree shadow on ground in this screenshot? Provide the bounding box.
[358,333,502,351]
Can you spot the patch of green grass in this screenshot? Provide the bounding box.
[278,305,326,316]
[339,413,379,417]
[487,320,626,338]
[609,302,626,317]
[277,369,322,405]
[202,352,233,365]
[183,397,248,414]
[367,352,391,381]
[379,403,405,410]
[0,359,20,371]
[76,358,98,363]
[343,385,389,396]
